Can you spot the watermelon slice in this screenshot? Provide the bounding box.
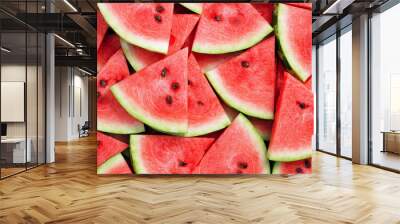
[275,4,312,81]
[97,34,120,72]
[97,132,128,166]
[98,3,174,54]
[193,114,269,174]
[268,73,314,162]
[272,159,312,174]
[286,3,312,10]
[97,11,108,51]
[186,54,230,137]
[111,48,188,134]
[206,36,276,119]
[130,135,214,174]
[121,14,198,72]
[192,3,273,54]
[252,3,274,24]
[97,50,145,134]
[193,52,240,73]
[180,3,203,14]
[305,77,312,90]
[97,153,132,174]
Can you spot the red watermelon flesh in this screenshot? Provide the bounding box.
[97,49,128,97]
[286,3,312,10]
[275,4,312,81]
[121,14,198,72]
[98,3,174,54]
[97,11,108,51]
[268,73,314,162]
[192,3,273,54]
[168,14,199,54]
[97,34,120,72]
[305,77,312,90]
[206,36,276,119]
[275,58,285,103]
[252,3,274,24]
[97,132,128,166]
[186,54,230,137]
[193,114,269,174]
[97,153,132,174]
[130,135,215,174]
[193,52,240,73]
[111,48,188,134]
[272,159,312,174]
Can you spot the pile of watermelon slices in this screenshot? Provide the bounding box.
[96,3,313,175]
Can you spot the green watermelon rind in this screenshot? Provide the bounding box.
[111,85,188,135]
[97,153,125,174]
[267,147,312,162]
[180,3,203,14]
[192,24,273,54]
[130,135,147,174]
[120,39,145,72]
[271,162,282,174]
[275,4,310,82]
[236,114,270,174]
[98,4,169,54]
[206,70,274,120]
[97,119,145,135]
[184,113,231,137]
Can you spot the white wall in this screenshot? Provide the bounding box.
[54,67,89,141]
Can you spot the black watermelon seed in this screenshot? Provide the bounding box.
[188,80,192,86]
[100,80,107,87]
[297,101,307,109]
[214,15,222,22]
[295,167,303,174]
[238,162,248,169]
[178,160,187,167]
[161,68,167,77]
[304,160,311,168]
[156,5,164,13]
[197,101,204,106]
[165,95,173,105]
[171,82,180,90]
[241,61,250,68]
[154,14,162,23]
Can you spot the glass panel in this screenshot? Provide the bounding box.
[371,4,400,171]
[339,27,352,158]
[1,31,27,177]
[317,35,337,154]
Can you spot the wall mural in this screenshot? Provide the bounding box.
[96,3,313,175]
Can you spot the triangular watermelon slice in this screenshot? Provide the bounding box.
[206,36,276,119]
[97,34,120,72]
[97,153,132,174]
[192,3,273,54]
[275,3,312,81]
[252,3,274,24]
[193,114,269,174]
[130,135,215,174]
[121,14,198,72]
[97,50,145,134]
[180,3,203,14]
[111,48,188,134]
[268,73,314,162]
[97,132,128,166]
[97,11,108,51]
[185,54,230,137]
[272,159,312,175]
[98,3,174,54]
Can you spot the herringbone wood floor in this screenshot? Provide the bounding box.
[1,135,400,224]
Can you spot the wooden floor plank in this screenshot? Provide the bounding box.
[0,135,400,223]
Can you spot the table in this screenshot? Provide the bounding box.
[1,138,31,163]
[381,131,400,154]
